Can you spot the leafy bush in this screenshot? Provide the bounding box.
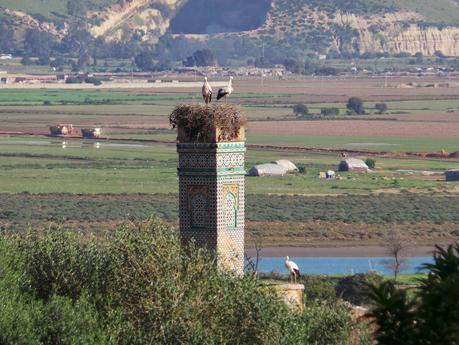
[365,158,376,169]
[302,301,356,345]
[346,97,365,115]
[293,103,309,116]
[21,56,34,65]
[85,77,102,86]
[336,272,383,305]
[20,231,111,302]
[302,275,337,302]
[321,107,340,116]
[375,103,388,114]
[3,220,363,345]
[0,238,107,345]
[65,77,82,84]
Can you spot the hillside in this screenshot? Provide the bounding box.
[2,0,459,56]
[248,0,459,55]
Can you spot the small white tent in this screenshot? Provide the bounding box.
[248,163,288,177]
[338,158,369,172]
[271,160,298,172]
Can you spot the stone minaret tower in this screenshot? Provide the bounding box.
[174,105,246,273]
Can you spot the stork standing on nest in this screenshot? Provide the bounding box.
[217,76,233,102]
[285,256,300,284]
[202,76,212,105]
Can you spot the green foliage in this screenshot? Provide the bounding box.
[368,244,459,345]
[0,238,107,345]
[365,158,376,169]
[293,103,309,116]
[184,48,217,67]
[85,77,102,86]
[336,272,384,305]
[20,231,111,301]
[302,301,356,345]
[0,219,366,345]
[367,282,416,345]
[346,97,365,115]
[302,275,337,302]
[375,103,388,114]
[134,51,155,71]
[283,58,304,74]
[2,193,459,226]
[321,107,340,116]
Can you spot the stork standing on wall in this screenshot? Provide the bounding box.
[202,76,212,104]
[285,256,300,284]
[217,76,233,102]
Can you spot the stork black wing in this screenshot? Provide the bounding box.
[217,89,228,100]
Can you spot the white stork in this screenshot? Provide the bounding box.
[202,76,212,104]
[217,76,233,102]
[284,256,300,284]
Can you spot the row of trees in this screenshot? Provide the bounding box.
[293,98,388,117]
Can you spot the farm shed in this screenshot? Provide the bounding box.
[445,169,459,181]
[272,160,298,172]
[248,164,288,177]
[338,158,369,173]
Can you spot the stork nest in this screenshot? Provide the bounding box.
[170,104,246,143]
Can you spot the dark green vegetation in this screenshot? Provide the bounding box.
[0,219,370,345]
[2,192,458,246]
[2,193,458,225]
[368,244,459,345]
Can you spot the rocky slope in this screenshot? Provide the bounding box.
[252,1,459,56]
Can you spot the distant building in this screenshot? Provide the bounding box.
[0,54,12,60]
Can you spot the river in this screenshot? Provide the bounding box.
[257,256,432,275]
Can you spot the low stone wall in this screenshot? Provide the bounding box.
[263,283,305,311]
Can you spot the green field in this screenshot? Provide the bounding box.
[0,84,458,247]
[1,136,458,194]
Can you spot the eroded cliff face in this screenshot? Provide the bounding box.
[330,11,459,55]
[3,9,69,38]
[246,2,459,56]
[89,0,185,43]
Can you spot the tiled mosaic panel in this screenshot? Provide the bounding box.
[225,193,237,228]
